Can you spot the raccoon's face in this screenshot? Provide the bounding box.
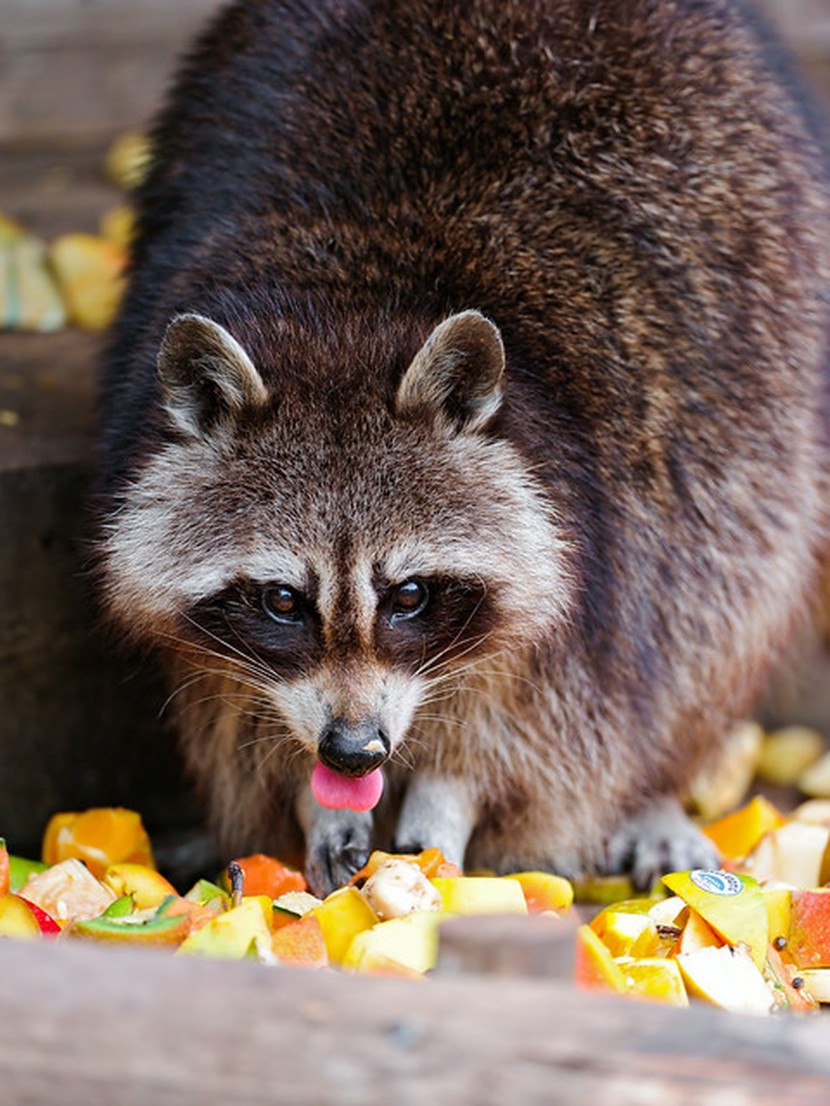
[101,310,572,781]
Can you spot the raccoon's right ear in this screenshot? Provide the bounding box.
[396,310,505,434]
[157,313,268,438]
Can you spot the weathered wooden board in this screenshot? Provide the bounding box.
[0,325,199,863]
[0,0,223,143]
[1,935,830,1106]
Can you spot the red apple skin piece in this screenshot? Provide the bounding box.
[0,841,9,897]
[17,896,61,935]
[788,889,830,969]
[0,894,60,937]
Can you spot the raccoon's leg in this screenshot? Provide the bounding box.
[604,794,720,891]
[393,773,478,868]
[296,786,373,896]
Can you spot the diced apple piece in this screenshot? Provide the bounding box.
[742,822,830,888]
[271,913,328,968]
[430,876,526,915]
[618,956,689,1006]
[763,887,792,946]
[794,969,830,1003]
[787,889,830,969]
[177,897,272,960]
[765,944,819,1012]
[311,886,378,964]
[21,858,115,923]
[757,726,825,787]
[361,858,442,920]
[503,871,573,913]
[0,894,45,939]
[792,799,830,827]
[684,720,762,820]
[678,908,723,955]
[343,911,445,975]
[677,945,775,1015]
[662,870,767,969]
[574,924,628,994]
[647,896,688,928]
[102,863,177,910]
[348,950,425,979]
[49,233,127,329]
[702,795,785,861]
[799,752,830,799]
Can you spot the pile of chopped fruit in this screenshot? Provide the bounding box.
[0,806,573,978]
[576,794,830,1015]
[3,781,830,1016]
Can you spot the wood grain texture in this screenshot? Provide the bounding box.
[1,937,830,1106]
[0,0,223,142]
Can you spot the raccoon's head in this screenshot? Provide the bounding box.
[101,308,572,795]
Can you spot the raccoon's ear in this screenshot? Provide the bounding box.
[157,313,268,438]
[396,310,505,433]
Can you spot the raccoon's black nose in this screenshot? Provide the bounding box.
[318,720,391,777]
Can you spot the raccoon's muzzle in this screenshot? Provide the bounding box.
[317,718,391,778]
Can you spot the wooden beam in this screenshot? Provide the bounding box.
[2,937,830,1105]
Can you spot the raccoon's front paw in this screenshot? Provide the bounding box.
[605,796,720,892]
[304,811,373,898]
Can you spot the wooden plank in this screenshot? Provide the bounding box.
[436,911,579,978]
[1,937,830,1105]
[0,1,222,143]
[0,330,100,472]
[1,0,222,49]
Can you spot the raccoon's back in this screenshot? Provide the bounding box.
[102,0,829,466]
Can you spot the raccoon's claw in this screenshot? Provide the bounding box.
[304,813,373,897]
[605,795,720,892]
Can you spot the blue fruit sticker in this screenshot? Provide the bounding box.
[689,869,743,897]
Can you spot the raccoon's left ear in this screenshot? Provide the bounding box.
[157,313,268,438]
[396,310,505,433]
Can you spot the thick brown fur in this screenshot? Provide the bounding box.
[97,0,830,893]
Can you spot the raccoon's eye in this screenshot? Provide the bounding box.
[390,579,429,622]
[261,585,304,624]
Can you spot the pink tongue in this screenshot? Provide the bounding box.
[311,761,385,812]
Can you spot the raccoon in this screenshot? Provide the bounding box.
[96,0,830,895]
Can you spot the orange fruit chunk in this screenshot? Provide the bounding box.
[703,795,785,861]
[574,924,628,994]
[42,808,154,879]
[619,957,689,1006]
[228,854,307,899]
